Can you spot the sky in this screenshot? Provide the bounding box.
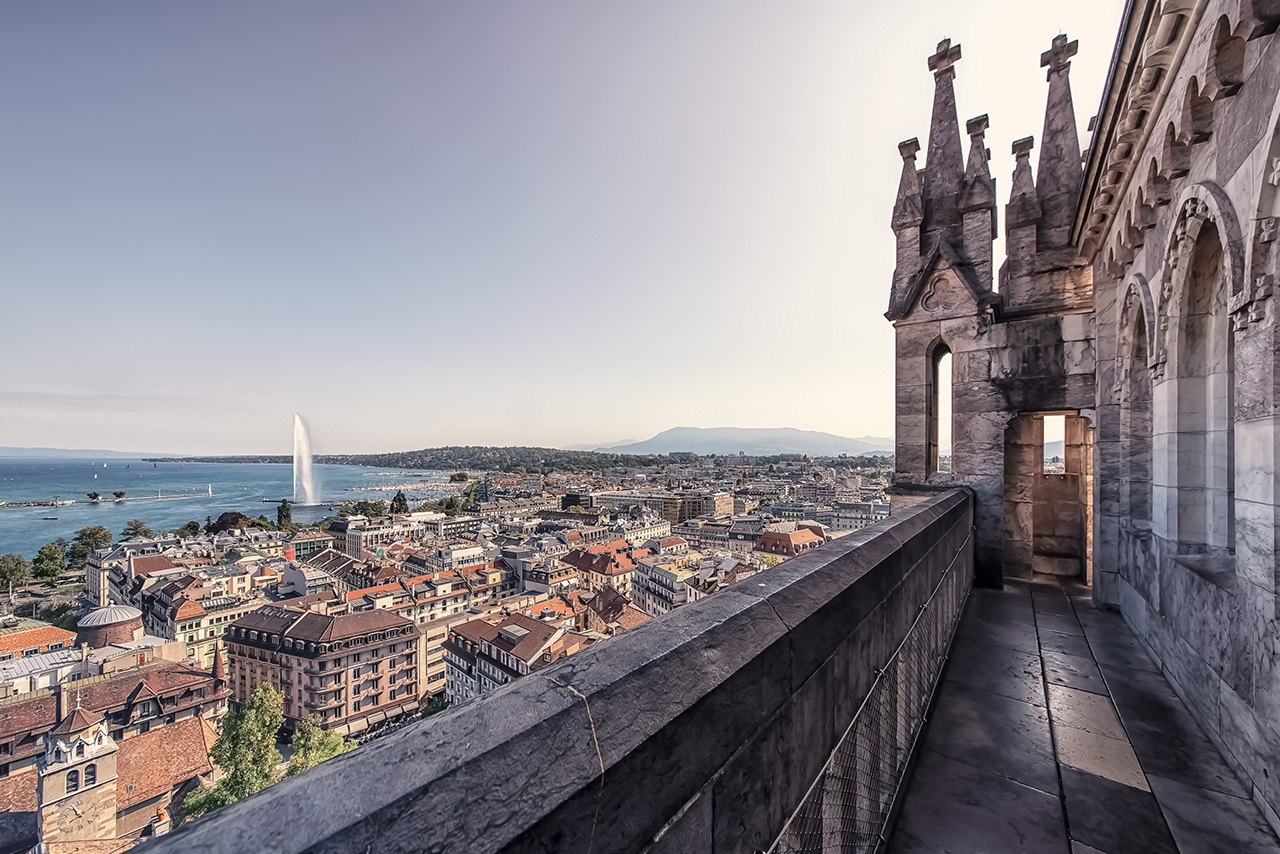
[0,0,1124,455]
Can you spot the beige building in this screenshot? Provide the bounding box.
[224,606,424,735]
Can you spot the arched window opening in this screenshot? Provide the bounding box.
[1122,305,1153,524]
[929,346,953,474]
[66,770,79,794]
[1043,415,1066,474]
[1177,222,1235,551]
[85,764,96,786]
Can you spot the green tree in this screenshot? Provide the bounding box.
[112,491,126,500]
[206,511,253,534]
[0,554,32,588]
[353,500,387,518]
[420,695,449,719]
[286,714,355,777]
[32,543,67,579]
[277,499,292,528]
[174,520,202,538]
[182,683,284,819]
[86,492,101,502]
[389,491,408,515]
[120,519,154,539]
[448,471,469,483]
[66,526,112,569]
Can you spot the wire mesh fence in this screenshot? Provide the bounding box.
[769,530,973,854]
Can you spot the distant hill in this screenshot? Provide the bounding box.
[600,427,893,457]
[0,446,174,459]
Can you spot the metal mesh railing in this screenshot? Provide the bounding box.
[769,528,974,854]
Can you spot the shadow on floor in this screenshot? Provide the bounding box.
[886,575,1280,854]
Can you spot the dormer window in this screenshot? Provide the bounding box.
[75,742,84,759]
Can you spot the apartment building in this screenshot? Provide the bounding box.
[224,606,424,735]
[631,556,697,617]
[442,614,592,705]
[328,516,427,559]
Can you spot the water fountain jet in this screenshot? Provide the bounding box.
[293,413,317,505]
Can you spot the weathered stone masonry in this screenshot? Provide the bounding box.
[890,0,1280,835]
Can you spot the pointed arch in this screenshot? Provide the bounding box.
[927,338,953,475]
[1205,16,1245,101]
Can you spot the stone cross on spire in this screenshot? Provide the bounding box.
[929,39,962,79]
[1041,34,1078,79]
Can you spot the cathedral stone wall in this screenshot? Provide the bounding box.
[891,0,1280,834]
[1082,0,1280,834]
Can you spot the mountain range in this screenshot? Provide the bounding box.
[581,427,893,457]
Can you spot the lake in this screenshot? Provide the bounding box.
[0,458,452,561]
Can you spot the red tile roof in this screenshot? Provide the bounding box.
[116,716,213,808]
[0,625,76,657]
[130,555,178,577]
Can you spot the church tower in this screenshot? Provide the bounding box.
[888,35,1095,587]
[36,704,119,845]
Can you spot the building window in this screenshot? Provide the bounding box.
[75,742,84,758]
[85,764,96,786]
[929,343,953,475]
[66,770,80,793]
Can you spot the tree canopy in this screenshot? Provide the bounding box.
[173,520,203,538]
[286,714,355,777]
[277,499,292,528]
[389,491,409,515]
[182,683,284,820]
[352,500,388,518]
[32,543,67,579]
[66,526,112,569]
[0,554,32,588]
[120,519,154,539]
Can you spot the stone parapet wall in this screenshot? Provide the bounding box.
[138,490,975,854]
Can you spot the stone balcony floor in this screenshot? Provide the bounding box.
[887,575,1280,853]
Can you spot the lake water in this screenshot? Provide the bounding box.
[0,458,451,561]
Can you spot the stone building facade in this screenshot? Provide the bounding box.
[890,0,1280,833]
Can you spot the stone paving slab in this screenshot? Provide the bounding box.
[1149,773,1280,854]
[922,678,1058,794]
[886,577,1280,854]
[1060,765,1178,854]
[1042,650,1109,695]
[887,748,1070,854]
[1046,684,1127,741]
[944,634,1046,706]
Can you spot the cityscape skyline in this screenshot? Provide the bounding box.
[2,1,1123,455]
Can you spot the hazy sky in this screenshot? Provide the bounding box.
[1,0,1123,455]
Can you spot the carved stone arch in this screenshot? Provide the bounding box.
[1159,122,1190,182]
[1122,207,1145,250]
[1162,181,1246,309]
[1178,77,1214,145]
[1204,15,1245,101]
[1118,274,1162,394]
[1244,84,1280,297]
[1145,156,1171,207]
[1134,185,1157,230]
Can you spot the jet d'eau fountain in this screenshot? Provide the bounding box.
[293,413,318,505]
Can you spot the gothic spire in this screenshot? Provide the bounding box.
[960,114,996,214]
[1007,136,1041,230]
[892,138,924,230]
[1035,34,1083,248]
[922,39,966,234]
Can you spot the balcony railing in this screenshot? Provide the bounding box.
[141,489,974,854]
